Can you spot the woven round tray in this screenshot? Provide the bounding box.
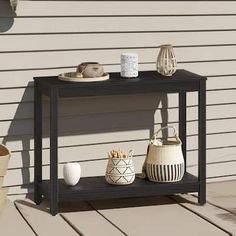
[58,72,109,82]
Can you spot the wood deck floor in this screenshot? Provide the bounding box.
[0,180,235,236]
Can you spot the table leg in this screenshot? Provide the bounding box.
[179,92,187,172]
[50,88,59,215]
[34,82,42,205]
[198,80,206,205]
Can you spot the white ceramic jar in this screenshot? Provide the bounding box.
[63,163,81,186]
[121,53,138,78]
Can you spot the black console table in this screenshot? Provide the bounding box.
[34,70,207,216]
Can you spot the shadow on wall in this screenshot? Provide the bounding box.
[0,0,15,32]
[3,81,169,198]
[2,83,34,197]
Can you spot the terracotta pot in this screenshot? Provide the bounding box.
[0,144,11,178]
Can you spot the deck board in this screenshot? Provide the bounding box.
[207,180,236,214]
[61,205,124,236]
[91,196,228,236]
[15,199,79,236]
[173,194,235,236]
[0,200,35,236]
[1,180,235,235]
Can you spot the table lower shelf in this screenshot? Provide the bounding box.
[40,172,199,202]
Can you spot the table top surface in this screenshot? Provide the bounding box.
[34,70,206,89]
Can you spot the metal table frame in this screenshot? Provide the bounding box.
[34,70,206,216]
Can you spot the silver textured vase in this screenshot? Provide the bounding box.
[156,44,177,76]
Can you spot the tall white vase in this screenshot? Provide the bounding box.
[156,44,177,76]
[63,163,81,186]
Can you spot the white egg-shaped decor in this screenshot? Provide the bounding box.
[63,163,81,186]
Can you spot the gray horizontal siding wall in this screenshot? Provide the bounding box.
[0,0,235,199]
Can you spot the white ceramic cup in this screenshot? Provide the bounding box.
[63,163,81,186]
[121,53,138,78]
